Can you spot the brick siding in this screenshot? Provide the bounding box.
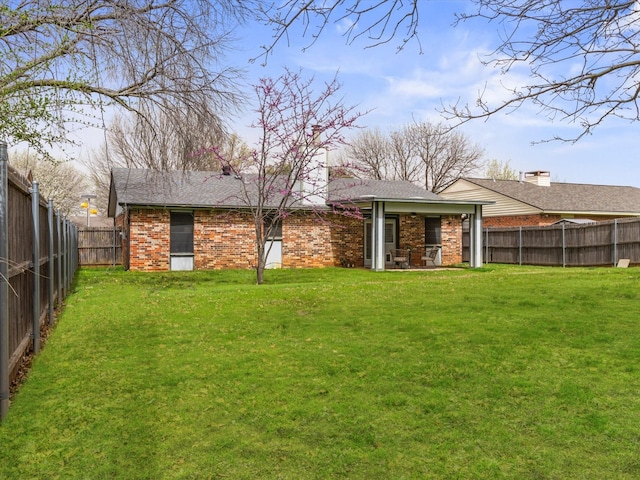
[484,214,561,227]
[441,215,462,265]
[128,209,170,271]
[120,207,463,271]
[195,211,256,269]
[484,213,624,228]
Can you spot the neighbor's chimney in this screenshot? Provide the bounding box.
[524,170,551,187]
[311,124,322,146]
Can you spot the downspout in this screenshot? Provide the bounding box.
[124,204,131,270]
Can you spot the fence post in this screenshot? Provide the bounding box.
[519,227,522,266]
[0,141,9,422]
[113,225,117,266]
[485,227,489,264]
[31,181,41,354]
[613,219,618,267]
[56,210,62,304]
[48,200,55,326]
[71,225,78,277]
[63,219,68,297]
[561,224,566,268]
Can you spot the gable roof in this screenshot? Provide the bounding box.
[108,168,446,217]
[442,177,640,216]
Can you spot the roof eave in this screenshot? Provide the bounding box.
[544,210,640,217]
[118,201,330,211]
[331,195,493,206]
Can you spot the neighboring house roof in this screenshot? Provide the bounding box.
[440,177,640,217]
[550,218,596,225]
[108,168,448,216]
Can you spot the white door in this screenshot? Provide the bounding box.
[265,240,282,269]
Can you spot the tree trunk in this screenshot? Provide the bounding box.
[255,237,266,285]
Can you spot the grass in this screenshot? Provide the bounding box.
[1,265,640,479]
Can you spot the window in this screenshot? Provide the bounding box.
[170,212,194,254]
[385,222,395,244]
[264,214,282,240]
[425,217,441,245]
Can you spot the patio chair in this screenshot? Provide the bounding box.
[390,248,410,269]
[421,247,439,268]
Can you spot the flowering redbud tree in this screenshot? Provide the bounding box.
[213,68,366,284]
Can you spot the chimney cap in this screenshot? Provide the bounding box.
[524,170,550,177]
[524,170,551,186]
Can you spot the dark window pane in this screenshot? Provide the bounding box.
[171,212,194,253]
[385,222,394,243]
[425,217,441,245]
[265,215,282,240]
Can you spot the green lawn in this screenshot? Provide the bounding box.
[1,265,640,479]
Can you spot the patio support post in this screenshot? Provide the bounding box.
[0,141,9,421]
[371,201,386,271]
[470,204,483,268]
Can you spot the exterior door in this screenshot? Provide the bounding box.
[364,218,397,266]
[425,216,442,266]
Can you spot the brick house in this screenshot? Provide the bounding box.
[108,168,489,271]
[440,171,640,227]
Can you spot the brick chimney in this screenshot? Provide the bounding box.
[524,171,551,187]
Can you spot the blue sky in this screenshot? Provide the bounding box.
[228,1,640,187]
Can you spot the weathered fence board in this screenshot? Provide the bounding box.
[78,227,122,266]
[0,143,78,421]
[464,217,640,266]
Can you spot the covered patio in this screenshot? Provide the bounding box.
[350,196,490,272]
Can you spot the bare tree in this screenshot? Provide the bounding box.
[343,121,483,193]
[256,0,422,60]
[409,122,484,192]
[449,2,640,141]
[209,69,364,284]
[0,0,247,156]
[485,159,518,180]
[388,127,422,183]
[341,128,393,180]
[84,113,252,214]
[9,151,90,216]
[256,1,640,140]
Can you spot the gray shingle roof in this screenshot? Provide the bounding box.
[328,177,443,202]
[109,168,445,214]
[463,178,640,214]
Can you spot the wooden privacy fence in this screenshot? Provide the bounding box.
[0,142,79,421]
[78,227,121,266]
[463,217,640,266]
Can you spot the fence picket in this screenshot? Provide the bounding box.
[77,227,122,266]
[464,218,640,266]
[0,153,78,422]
